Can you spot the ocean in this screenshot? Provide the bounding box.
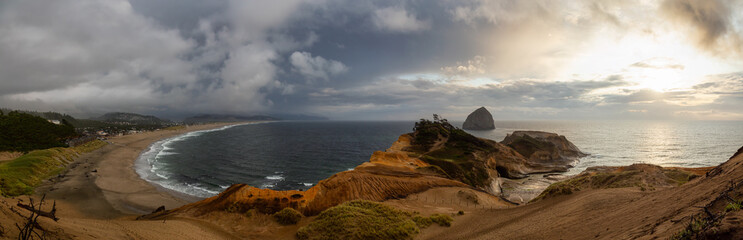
[135,120,743,198]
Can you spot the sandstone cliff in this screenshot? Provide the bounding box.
[462,107,495,130]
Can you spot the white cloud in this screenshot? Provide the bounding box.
[0,0,196,113]
[441,56,487,76]
[372,7,431,33]
[290,51,348,81]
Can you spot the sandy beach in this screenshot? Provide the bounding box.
[40,123,248,217]
[1,123,249,239]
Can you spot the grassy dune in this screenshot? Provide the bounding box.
[296,200,453,240]
[0,140,107,196]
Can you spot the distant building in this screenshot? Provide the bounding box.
[48,119,61,124]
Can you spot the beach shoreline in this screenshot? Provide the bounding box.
[35,122,253,219]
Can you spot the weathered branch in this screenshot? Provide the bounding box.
[16,201,58,222]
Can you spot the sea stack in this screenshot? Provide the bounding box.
[463,107,495,130]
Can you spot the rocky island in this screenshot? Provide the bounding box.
[462,107,495,130]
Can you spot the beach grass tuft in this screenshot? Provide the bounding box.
[273,207,303,225]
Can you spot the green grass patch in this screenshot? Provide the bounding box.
[273,207,303,225]
[162,125,186,131]
[662,169,696,185]
[0,140,107,196]
[725,201,742,212]
[297,200,454,240]
[671,218,708,240]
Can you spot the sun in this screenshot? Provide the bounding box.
[626,60,686,92]
[560,29,738,93]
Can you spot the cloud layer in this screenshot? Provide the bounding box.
[0,0,741,120]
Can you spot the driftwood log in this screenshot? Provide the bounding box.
[17,200,58,222]
[15,195,53,240]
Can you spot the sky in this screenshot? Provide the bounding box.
[0,0,742,121]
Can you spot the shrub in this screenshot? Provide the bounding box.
[273,207,303,225]
[296,200,419,240]
[671,218,707,240]
[412,215,433,228]
[413,214,453,228]
[429,214,453,227]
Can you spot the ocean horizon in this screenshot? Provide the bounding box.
[135,120,743,198]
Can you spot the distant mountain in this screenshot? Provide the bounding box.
[183,114,279,124]
[269,113,328,121]
[96,112,172,126]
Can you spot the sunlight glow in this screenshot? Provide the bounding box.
[561,29,739,93]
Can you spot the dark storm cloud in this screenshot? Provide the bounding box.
[661,0,743,54]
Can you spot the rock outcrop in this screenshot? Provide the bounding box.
[501,131,587,172]
[462,107,495,130]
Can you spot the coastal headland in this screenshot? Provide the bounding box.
[0,120,740,239]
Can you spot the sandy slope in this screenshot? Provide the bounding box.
[415,149,743,240]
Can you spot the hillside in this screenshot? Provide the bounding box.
[417,147,743,239]
[0,108,151,129]
[0,111,77,152]
[95,112,172,126]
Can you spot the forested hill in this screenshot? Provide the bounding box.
[0,110,77,152]
[95,112,172,125]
